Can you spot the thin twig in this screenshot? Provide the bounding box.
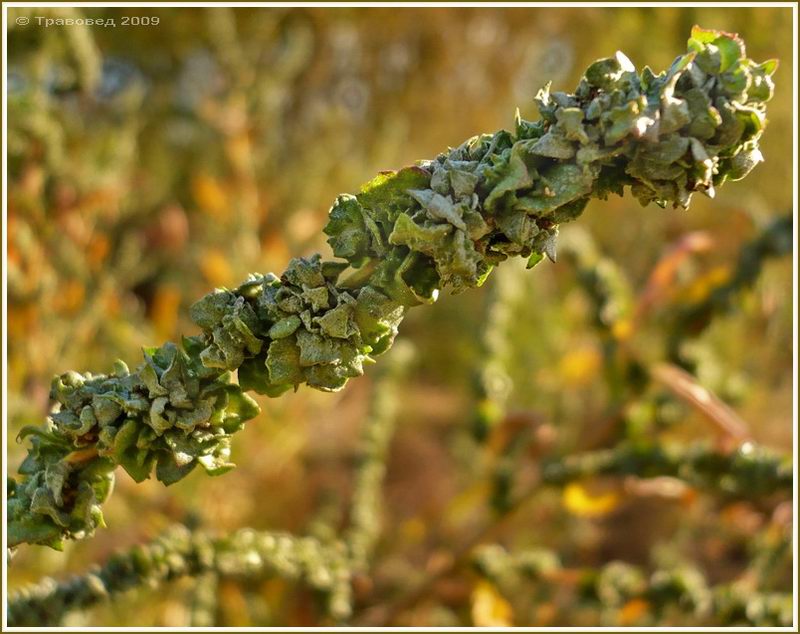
[651,362,751,447]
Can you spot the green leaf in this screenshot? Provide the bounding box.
[759,59,779,76]
[315,302,357,340]
[726,145,763,181]
[602,98,651,145]
[190,290,236,330]
[450,169,479,198]
[8,516,64,549]
[222,386,260,423]
[356,166,430,239]
[268,315,302,340]
[584,52,634,90]
[197,448,235,477]
[266,336,304,386]
[684,88,722,140]
[296,330,348,367]
[237,354,272,395]
[119,450,156,484]
[353,285,404,351]
[388,213,453,257]
[485,144,535,209]
[687,27,745,73]
[155,452,197,486]
[324,194,371,264]
[660,95,691,135]
[113,420,156,482]
[517,163,594,215]
[495,205,540,247]
[526,252,545,269]
[408,189,466,231]
[524,130,575,160]
[556,107,589,144]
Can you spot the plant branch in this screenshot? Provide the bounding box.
[472,543,792,626]
[344,344,411,572]
[9,26,778,549]
[7,525,353,627]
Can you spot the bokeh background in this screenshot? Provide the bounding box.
[6,5,794,627]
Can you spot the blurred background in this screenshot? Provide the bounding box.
[6,5,794,627]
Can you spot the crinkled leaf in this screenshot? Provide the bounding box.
[324,194,372,264]
[389,213,453,257]
[518,164,594,215]
[485,145,535,209]
[266,336,304,386]
[525,130,575,160]
[268,314,301,339]
[156,451,197,486]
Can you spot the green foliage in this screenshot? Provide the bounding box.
[8,346,259,547]
[344,344,410,571]
[665,214,793,363]
[473,544,792,626]
[8,26,780,551]
[541,441,791,499]
[327,27,775,293]
[7,525,353,627]
[5,5,793,627]
[9,341,412,626]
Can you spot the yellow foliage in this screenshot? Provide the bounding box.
[534,602,558,626]
[611,318,634,341]
[261,231,291,269]
[399,517,427,544]
[681,265,732,304]
[8,303,38,338]
[150,284,182,340]
[225,132,253,174]
[87,233,110,268]
[199,249,233,287]
[446,482,491,525]
[471,580,513,627]
[218,578,250,627]
[103,289,122,317]
[619,598,650,625]
[558,345,601,386]
[563,480,621,518]
[477,398,503,427]
[192,173,229,219]
[260,578,287,608]
[55,280,86,314]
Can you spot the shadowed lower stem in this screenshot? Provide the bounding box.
[7,525,353,627]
